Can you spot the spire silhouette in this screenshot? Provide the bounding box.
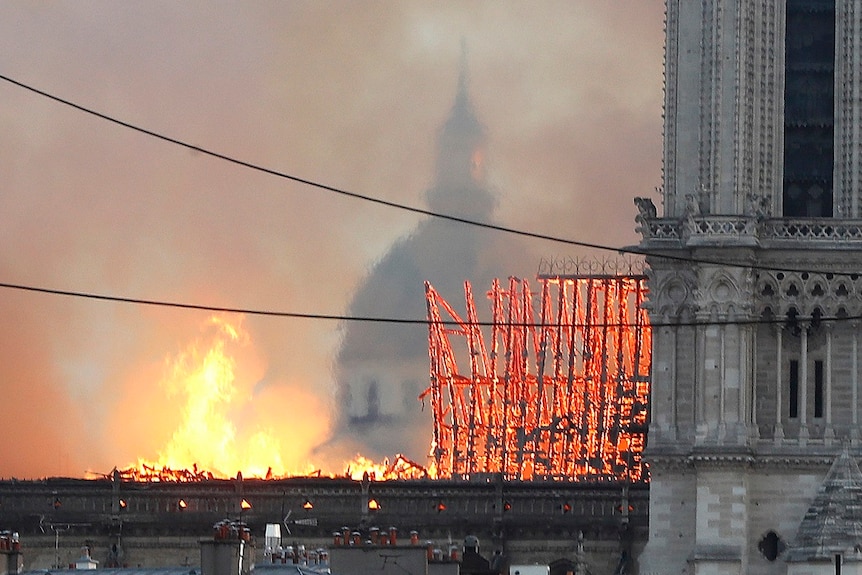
[428,42,494,217]
[329,49,532,462]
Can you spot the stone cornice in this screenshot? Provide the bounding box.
[645,446,851,472]
[688,453,756,470]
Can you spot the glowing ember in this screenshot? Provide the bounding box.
[423,275,651,483]
[115,453,431,483]
[344,453,432,481]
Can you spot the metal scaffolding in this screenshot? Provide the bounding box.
[423,274,651,483]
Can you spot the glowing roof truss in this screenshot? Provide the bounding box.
[423,274,651,483]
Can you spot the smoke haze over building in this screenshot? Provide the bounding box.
[0,2,663,477]
[332,56,536,460]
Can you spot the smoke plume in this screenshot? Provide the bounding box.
[0,2,663,477]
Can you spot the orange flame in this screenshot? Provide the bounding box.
[343,453,433,481]
[125,316,286,479]
[116,315,429,483]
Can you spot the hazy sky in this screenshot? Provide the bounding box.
[0,1,664,478]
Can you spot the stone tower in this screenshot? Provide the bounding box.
[636,1,862,573]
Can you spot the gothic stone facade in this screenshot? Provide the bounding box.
[637,1,862,574]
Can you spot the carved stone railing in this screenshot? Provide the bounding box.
[684,216,758,245]
[644,220,681,240]
[638,216,862,247]
[760,219,862,243]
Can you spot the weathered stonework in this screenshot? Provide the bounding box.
[639,1,862,573]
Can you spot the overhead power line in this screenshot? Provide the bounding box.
[0,281,407,323]
[0,73,612,252]
[3,73,862,327]
[2,73,860,278]
[0,280,859,329]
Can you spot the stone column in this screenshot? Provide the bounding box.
[825,326,835,443]
[697,323,707,442]
[719,322,727,441]
[799,326,809,444]
[852,324,860,446]
[746,323,758,440]
[775,325,784,443]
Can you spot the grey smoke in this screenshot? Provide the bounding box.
[331,63,534,461]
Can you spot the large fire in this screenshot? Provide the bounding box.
[116,315,424,482]
[116,268,651,485]
[120,316,286,479]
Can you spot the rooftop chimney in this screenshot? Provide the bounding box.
[0,532,22,575]
[201,520,254,575]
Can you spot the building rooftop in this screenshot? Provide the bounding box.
[787,449,862,561]
[18,565,330,575]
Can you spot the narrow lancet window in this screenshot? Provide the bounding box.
[783,0,836,217]
[789,360,800,418]
[814,360,824,418]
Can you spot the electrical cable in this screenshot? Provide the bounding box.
[2,73,861,278]
[0,73,612,251]
[2,73,862,328]
[0,279,858,329]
